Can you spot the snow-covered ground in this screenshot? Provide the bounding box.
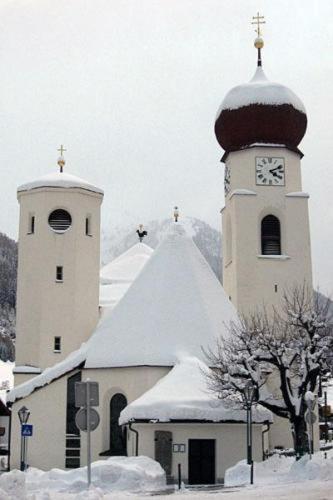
[2,452,333,499]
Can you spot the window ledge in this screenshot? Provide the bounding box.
[257,254,290,261]
[53,350,61,354]
[55,280,63,283]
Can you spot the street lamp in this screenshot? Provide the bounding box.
[242,380,256,485]
[18,406,30,471]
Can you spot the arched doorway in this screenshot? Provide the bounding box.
[110,393,127,455]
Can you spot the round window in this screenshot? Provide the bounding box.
[48,209,72,232]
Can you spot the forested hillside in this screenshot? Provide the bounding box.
[0,233,16,361]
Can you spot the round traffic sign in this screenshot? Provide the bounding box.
[75,408,100,432]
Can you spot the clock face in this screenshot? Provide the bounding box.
[256,157,285,186]
[224,165,231,195]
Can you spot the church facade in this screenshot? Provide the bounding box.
[6,32,314,484]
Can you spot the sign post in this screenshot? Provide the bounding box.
[75,381,100,488]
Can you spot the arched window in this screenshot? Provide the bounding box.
[110,393,127,456]
[261,215,281,255]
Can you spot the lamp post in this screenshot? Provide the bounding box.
[242,380,256,485]
[18,406,30,471]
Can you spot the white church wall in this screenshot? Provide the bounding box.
[222,146,312,315]
[132,422,263,482]
[10,374,68,471]
[16,187,102,371]
[80,366,170,462]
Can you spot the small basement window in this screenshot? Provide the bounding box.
[54,336,61,352]
[56,266,63,282]
[49,209,72,233]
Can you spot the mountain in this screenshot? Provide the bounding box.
[101,217,222,281]
[0,232,17,362]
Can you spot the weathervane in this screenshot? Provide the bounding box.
[251,12,265,67]
[136,224,148,242]
[57,145,67,173]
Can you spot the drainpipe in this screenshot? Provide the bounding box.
[128,422,139,456]
[262,423,270,461]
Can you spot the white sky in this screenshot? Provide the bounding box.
[0,0,332,292]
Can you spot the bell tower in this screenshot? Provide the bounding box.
[215,21,312,314]
[14,151,104,382]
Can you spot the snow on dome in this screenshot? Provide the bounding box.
[120,357,272,424]
[215,66,307,153]
[17,171,103,195]
[85,222,237,368]
[219,67,306,114]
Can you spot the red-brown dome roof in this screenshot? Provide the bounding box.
[215,66,307,153]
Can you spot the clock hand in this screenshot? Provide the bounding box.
[269,166,283,173]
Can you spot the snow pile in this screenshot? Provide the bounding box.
[17,171,103,195]
[120,357,272,424]
[225,450,333,488]
[0,457,165,498]
[219,66,306,114]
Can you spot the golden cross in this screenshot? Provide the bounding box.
[251,12,265,36]
[57,144,66,156]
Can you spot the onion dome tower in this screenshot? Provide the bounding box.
[215,23,307,156]
[216,14,313,326]
[14,147,104,382]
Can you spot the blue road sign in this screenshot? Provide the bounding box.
[21,424,33,437]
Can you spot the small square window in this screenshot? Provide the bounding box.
[54,336,61,352]
[56,266,63,282]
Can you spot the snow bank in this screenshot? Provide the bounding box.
[0,456,165,498]
[225,449,333,487]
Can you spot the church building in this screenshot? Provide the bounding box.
[6,26,313,484]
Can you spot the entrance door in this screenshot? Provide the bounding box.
[155,431,172,476]
[188,439,215,485]
[110,393,127,455]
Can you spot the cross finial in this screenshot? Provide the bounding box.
[58,145,66,156]
[251,12,265,67]
[251,11,265,37]
[57,145,66,173]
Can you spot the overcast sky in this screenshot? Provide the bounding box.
[0,0,332,292]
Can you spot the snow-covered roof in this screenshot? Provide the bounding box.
[100,243,153,284]
[99,242,153,311]
[86,223,237,368]
[219,67,306,114]
[120,357,272,424]
[8,223,236,402]
[17,172,104,195]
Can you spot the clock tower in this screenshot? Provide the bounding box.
[215,31,312,314]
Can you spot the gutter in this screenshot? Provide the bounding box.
[128,422,139,456]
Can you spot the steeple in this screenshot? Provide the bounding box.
[251,12,265,67]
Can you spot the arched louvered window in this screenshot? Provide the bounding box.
[261,215,281,255]
[48,209,72,232]
[110,393,127,456]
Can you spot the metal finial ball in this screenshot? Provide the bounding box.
[254,37,264,49]
[57,156,65,168]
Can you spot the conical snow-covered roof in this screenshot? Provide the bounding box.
[18,171,103,195]
[99,242,153,310]
[100,243,153,284]
[85,223,237,368]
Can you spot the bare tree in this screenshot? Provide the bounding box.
[205,286,333,458]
